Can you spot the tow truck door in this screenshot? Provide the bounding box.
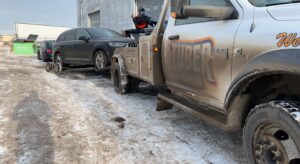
[163,0,242,108]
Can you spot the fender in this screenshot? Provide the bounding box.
[225,49,300,110]
[91,44,110,63]
[53,49,64,60]
[111,53,127,77]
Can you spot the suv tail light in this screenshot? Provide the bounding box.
[46,49,52,54]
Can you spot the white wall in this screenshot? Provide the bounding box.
[15,23,73,41]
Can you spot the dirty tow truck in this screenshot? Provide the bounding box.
[111,0,300,163]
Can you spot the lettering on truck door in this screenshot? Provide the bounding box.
[163,0,243,108]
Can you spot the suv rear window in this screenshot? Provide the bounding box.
[46,41,54,47]
[57,34,64,42]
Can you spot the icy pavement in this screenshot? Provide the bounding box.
[0,49,245,163]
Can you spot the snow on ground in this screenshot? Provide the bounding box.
[0,48,245,163]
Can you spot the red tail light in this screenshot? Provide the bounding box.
[46,49,52,54]
[136,22,148,29]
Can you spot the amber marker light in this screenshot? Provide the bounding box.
[153,47,159,53]
[171,12,177,18]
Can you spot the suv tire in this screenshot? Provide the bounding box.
[243,101,300,164]
[54,53,64,67]
[94,51,108,71]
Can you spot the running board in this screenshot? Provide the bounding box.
[158,93,228,130]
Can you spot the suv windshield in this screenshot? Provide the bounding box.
[250,0,300,6]
[86,28,123,39]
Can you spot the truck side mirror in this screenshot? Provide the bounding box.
[171,0,234,20]
[171,0,190,19]
[182,5,234,20]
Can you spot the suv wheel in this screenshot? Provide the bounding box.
[243,101,300,164]
[94,51,108,71]
[55,53,64,66]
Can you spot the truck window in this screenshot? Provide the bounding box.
[175,0,231,26]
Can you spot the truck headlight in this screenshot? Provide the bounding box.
[108,42,126,47]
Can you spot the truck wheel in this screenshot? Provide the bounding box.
[94,51,108,71]
[112,63,126,94]
[243,101,300,164]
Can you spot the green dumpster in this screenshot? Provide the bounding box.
[13,42,36,56]
[13,34,38,56]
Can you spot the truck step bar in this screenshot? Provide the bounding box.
[158,93,228,130]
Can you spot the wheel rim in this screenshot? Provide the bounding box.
[254,122,300,164]
[95,53,106,69]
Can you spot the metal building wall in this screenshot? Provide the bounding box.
[78,0,135,33]
[78,0,165,32]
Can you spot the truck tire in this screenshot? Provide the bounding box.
[112,63,126,94]
[243,101,300,164]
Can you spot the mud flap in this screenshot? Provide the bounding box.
[156,97,173,111]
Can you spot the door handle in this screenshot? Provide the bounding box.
[168,35,180,40]
[234,48,243,56]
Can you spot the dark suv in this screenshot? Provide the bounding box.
[52,28,133,70]
[37,40,55,62]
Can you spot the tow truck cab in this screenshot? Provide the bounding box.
[112,0,300,163]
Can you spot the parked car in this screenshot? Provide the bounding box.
[37,40,55,62]
[52,28,133,71]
